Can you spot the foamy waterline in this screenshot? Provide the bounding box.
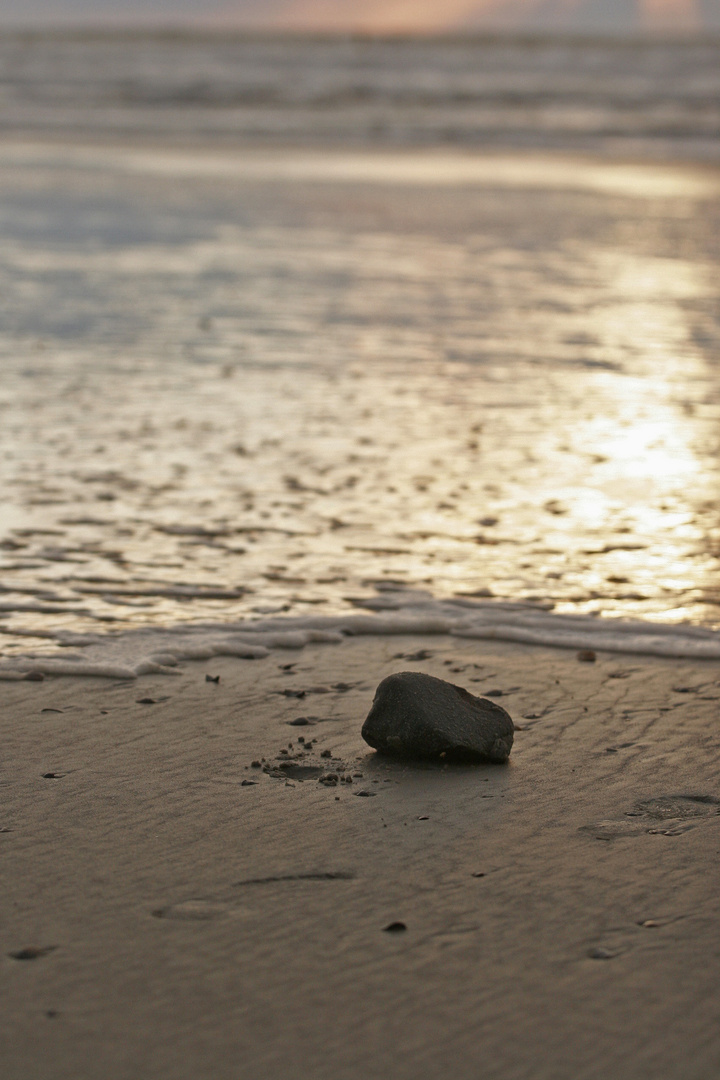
[3,594,720,680]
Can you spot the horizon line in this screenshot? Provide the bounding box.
[0,23,717,40]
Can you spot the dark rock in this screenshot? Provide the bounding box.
[362,672,514,763]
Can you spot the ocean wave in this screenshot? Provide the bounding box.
[3,593,720,679]
[1,33,718,156]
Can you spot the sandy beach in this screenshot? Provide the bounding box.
[1,31,720,1079]
[2,635,720,1079]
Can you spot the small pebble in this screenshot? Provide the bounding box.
[588,947,616,960]
[577,650,597,662]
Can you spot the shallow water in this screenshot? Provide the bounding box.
[1,134,720,668]
[1,33,719,160]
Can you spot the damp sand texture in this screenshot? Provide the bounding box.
[2,636,720,1080]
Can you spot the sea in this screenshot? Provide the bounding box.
[1,33,719,157]
[1,32,720,677]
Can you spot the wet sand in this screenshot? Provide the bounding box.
[3,637,719,1079]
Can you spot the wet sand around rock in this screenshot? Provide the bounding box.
[2,636,719,1080]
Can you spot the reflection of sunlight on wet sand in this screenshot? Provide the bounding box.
[594,406,696,487]
[549,247,717,623]
[584,252,708,491]
[593,252,711,362]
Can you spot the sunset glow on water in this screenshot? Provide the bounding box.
[0,34,718,667]
[2,146,719,655]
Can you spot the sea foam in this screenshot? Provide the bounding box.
[2,593,720,680]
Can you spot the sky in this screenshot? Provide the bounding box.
[1,0,718,33]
